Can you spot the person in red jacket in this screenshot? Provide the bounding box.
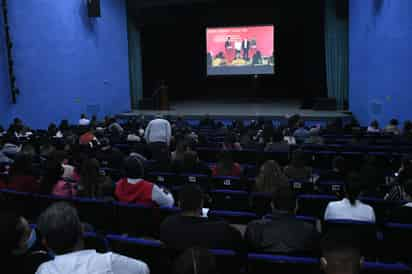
[115,156,174,207]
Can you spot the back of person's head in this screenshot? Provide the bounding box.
[217,150,234,171]
[321,232,362,274]
[297,120,305,128]
[290,149,306,169]
[403,179,412,200]
[370,120,379,129]
[178,184,203,213]
[389,118,399,126]
[9,152,33,176]
[332,156,345,172]
[80,158,101,197]
[173,248,217,274]
[345,172,362,206]
[256,160,287,193]
[37,202,83,255]
[40,159,64,194]
[0,212,26,258]
[59,120,70,131]
[183,151,198,169]
[272,185,297,213]
[80,114,86,119]
[403,120,412,132]
[124,156,144,179]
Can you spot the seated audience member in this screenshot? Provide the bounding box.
[293,120,310,143]
[39,160,77,197]
[246,186,319,255]
[386,154,412,201]
[35,202,149,274]
[173,151,211,176]
[324,118,344,135]
[384,118,401,135]
[324,173,375,223]
[49,150,76,181]
[79,126,99,146]
[115,156,174,207]
[107,117,124,135]
[1,137,22,159]
[173,248,217,274]
[388,180,412,223]
[0,212,51,274]
[320,232,363,274]
[253,160,288,193]
[160,184,242,250]
[39,143,56,160]
[367,120,380,133]
[319,156,346,182]
[264,131,289,152]
[171,138,188,162]
[305,127,324,145]
[47,123,58,137]
[77,158,113,199]
[402,120,412,139]
[95,138,125,169]
[284,150,312,181]
[144,114,172,148]
[359,156,386,197]
[6,153,39,192]
[211,150,242,177]
[222,133,242,151]
[78,114,90,126]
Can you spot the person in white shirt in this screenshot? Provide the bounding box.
[366,120,380,133]
[324,173,376,223]
[78,114,91,126]
[144,115,172,145]
[35,202,149,274]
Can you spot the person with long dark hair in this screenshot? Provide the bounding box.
[77,158,113,199]
[254,160,288,193]
[324,173,375,222]
[39,160,77,197]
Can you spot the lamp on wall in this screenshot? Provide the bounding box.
[1,0,19,103]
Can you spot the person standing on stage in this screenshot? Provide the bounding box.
[242,37,251,61]
[225,37,232,49]
[234,40,242,60]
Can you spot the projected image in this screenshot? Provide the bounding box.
[206,25,275,76]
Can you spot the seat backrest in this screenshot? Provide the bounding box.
[297,194,338,218]
[178,173,209,190]
[212,176,247,191]
[113,202,158,238]
[146,172,178,187]
[362,261,411,274]
[323,219,378,259]
[208,210,258,225]
[247,253,320,274]
[210,190,250,211]
[106,234,171,274]
[382,222,412,264]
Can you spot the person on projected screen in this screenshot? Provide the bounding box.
[234,40,242,59]
[242,37,251,61]
[224,37,232,49]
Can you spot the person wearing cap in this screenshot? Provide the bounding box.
[115,156,174,207]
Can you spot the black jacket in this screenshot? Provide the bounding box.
[160,214,243,251]
[245,211,320,255]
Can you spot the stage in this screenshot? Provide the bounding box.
[118,99,349,122]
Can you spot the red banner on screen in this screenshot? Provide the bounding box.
[206,25,274,59]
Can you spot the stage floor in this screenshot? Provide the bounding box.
[119,100,349,120]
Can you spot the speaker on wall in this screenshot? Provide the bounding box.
[87,0,101,18]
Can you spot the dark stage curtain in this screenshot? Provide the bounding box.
[325,0,349,110]
[127,1,143,110]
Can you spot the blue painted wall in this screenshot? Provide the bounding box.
[350,0,412,126]
[0,2,12,127]
[0,0,130,129]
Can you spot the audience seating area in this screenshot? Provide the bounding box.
[2,117,412,273]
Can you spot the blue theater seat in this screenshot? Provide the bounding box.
[210,189,250,211]
[211,176,247,191]
[382,222,412,264]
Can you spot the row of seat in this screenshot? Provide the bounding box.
[3,188,412,263]
[80,231,410,274]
